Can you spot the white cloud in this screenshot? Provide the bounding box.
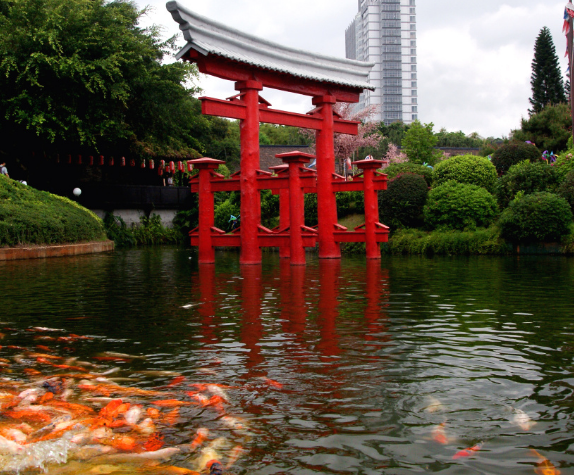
[136,1,570,138]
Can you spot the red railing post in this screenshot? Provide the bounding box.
[279,152,313,265]
[193,158,224,264]
[355,159,384,259]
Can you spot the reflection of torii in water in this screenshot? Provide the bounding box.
[167,2,390,265]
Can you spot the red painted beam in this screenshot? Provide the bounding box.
[201,97,359,135]
[187,51,362,103]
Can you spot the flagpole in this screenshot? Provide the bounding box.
[569,1,574,143]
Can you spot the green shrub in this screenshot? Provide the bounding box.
[554,149,574,180]
[379,173,428,229]
[498,192,573,243]
[0,175,106,246]
[491,142,541,174]
[383,162,433,186]
[432,154,498,193]
[385,227,507,255]
[496,160,560,208]
[557,170,574,209]
[424,181,498,231]
[103,213,180,247]
[261,189,279,229]
[337,191,364,218]
[304,193,318,226]
[214,198,240,232]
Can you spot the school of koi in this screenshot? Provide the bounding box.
[0,326,261,474]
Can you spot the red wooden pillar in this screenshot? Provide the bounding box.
[355,159,384,259]
[270,164,290,259]
[237,80,263,265]
[194,158,224,264]
[313,95,340,259]
[282,153,311,265]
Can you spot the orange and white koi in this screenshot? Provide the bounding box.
[190,428,209,449]
[226,444,245,468]
[453,442,483,459]
[531,449,561,475]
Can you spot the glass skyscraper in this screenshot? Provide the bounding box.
[345,0,418,125]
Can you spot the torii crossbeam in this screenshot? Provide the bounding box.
[168,1,389,265]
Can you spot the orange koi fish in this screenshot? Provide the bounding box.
[431,422,449,444]
[147,407,161,419]
[190,428,209,449]
[263,377,283,389]
[151,399,195,408]
[4,409,52,424]
[143,432,165,452]
[163,407,180,426]
[111,435,139,452]
[531,449,561,475]
[35,345,52,352]
[453,442,483,459]
[47,399,95,416]
[23,368,42,376]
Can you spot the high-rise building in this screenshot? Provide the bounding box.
[345,0,418,125]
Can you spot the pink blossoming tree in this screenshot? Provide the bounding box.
[299,103,383,172]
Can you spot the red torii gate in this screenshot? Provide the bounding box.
[168,1,389,265]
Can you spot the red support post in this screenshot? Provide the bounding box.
[236,80,263,265]
[193,158,225,264]
[270,164,290,258]
[355,159,384,259]
[280,152,313,265]
[313,95,340,259]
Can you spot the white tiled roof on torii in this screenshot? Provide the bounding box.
[166,1,375,91]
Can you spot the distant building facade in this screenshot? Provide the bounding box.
[345,0,418,125]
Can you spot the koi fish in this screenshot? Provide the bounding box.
[151,399,195,408]
[226,445,244,468]
[206,459,224,475]
[531,449,561,475]
[124,405,143,426]
[143,432,165,452]
[512,408,536,431]
[163,407,180,426]
[425,396,445,413]
[262,377,283,389]
[97,351,146,360]
[220,415,246,431]
[92,357,132,363]
[191,428,209,449]
[453,442,483,459]
[0,434,25,454]
[95,446,180,462]
[431,422,449,444]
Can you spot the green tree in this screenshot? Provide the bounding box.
[0,0,200,160]
[529,27,566,115]
[402,120,441,165]
[512,103,572,153]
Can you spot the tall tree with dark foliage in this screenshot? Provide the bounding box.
[529,27,566,115]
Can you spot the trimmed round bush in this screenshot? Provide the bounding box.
[498,192,573,243]
[432,154,498,193]
[383,162,433,186]
[424,181,498,231]
[557,170,574,210]
[554,150,574,180]
[379,173,428,229]
[496,160,560,208]
[0,175,106,246]
[491,142,541,174]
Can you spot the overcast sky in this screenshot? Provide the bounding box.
[135,0,569,139]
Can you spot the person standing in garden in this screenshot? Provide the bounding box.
[0,162,8,178]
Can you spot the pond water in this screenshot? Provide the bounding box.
[1,248,574,474]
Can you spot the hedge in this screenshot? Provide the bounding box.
[0,175,106,247]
